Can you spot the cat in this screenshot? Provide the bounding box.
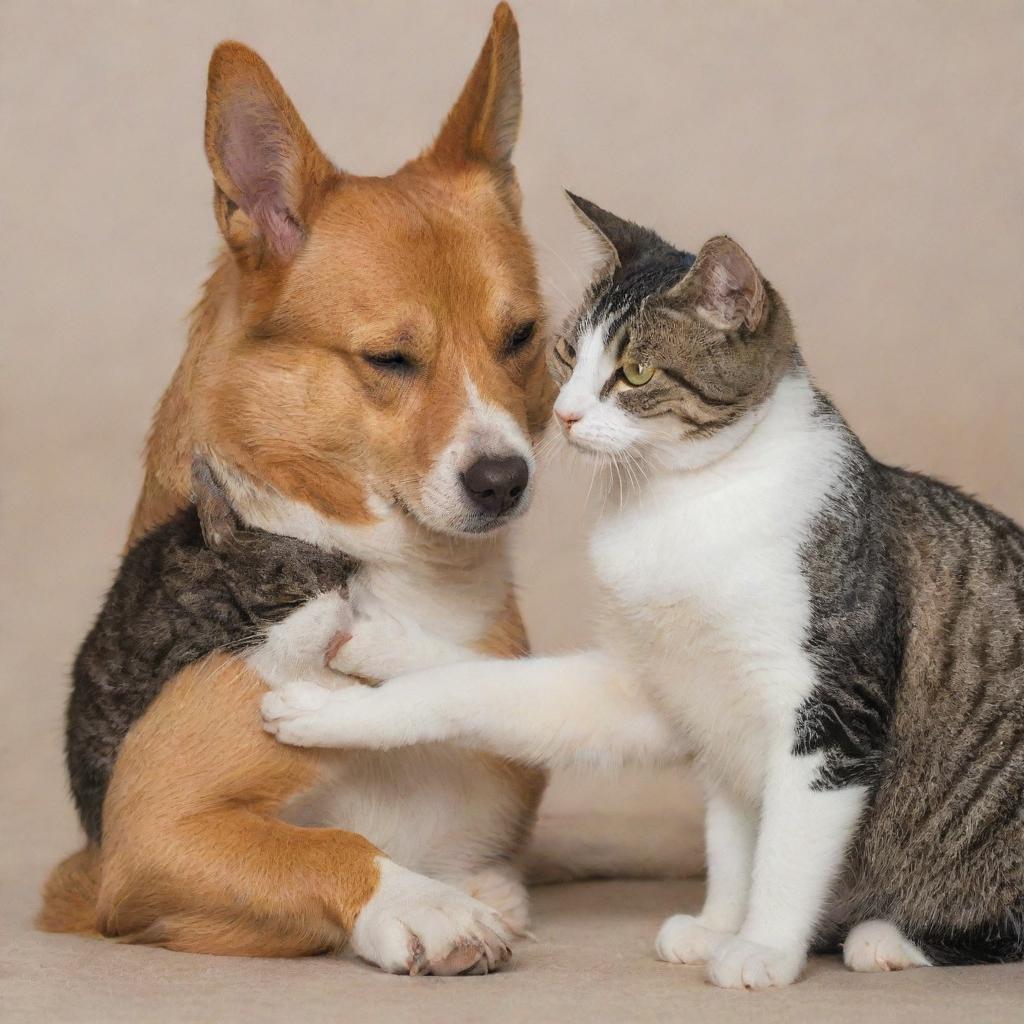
[261,194,1024,989]
[66,456,355,842]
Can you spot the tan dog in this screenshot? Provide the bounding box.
[40,4,554,976]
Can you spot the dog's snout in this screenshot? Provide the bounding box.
[461,455,529,516]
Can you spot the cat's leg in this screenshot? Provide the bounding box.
[842,921,931,972]
[263,653,680,770]
[707,750,866,990]
[656,784,756,965]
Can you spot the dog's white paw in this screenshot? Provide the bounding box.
[351,860,514,976]
[655,914,732,965]
[707,935,805,990]
[843,920,931,973]
[261,682,337,745]
[456,866,531,936]
[328,603,417,681]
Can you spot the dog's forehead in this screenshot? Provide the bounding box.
[291,174,536,323]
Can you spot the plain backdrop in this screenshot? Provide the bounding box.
[1,0,1022,998]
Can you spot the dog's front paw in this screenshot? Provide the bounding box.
[261,682,341,746]
[707,935,805,990]
[655,914,732,965]
[351,860,514,976]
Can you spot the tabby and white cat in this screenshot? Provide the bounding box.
[263,195,1024,988]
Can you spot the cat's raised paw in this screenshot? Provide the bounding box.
[707,936,805,990]
[655,914,731,965]
[843,920,931,973]
[328,603,412,681]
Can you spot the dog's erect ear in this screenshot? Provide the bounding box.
[565,192,651,269]
[686,236,767,333]
[205,43,335,265]
[423,4,522,197]
[191,455,241,550]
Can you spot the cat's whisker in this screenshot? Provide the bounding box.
[537,239,586,290]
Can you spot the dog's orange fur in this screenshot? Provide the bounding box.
[40,4,551,957]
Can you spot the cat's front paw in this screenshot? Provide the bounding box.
[707,936,805,990]
[843,920,931,973]
[655,914,732,965]
[261,682,350,746]
[328,601,417,681]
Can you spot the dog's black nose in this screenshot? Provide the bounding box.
[461,455,529,516]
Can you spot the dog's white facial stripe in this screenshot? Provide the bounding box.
[461,371,533,462]
[416,368,534,536]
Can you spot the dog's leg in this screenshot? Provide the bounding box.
[97,653,512,973]
[264,652,681,769]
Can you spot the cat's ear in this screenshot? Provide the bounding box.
[191,455,240,551]
[421,4,522,208]
[205,42,335,266]
[565,191,649,267]
[685,235,767,332]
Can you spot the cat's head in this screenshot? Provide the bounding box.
[551,195,797,470]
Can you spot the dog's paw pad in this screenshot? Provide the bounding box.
[351,862,514,976]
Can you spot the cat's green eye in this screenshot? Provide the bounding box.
[622,359,655,387]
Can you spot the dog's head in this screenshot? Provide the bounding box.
[199,4,552,539]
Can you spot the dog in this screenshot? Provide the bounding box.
[40,4,556,976]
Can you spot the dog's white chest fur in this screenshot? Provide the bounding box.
[590,378,844,800]
[276,546,523,879]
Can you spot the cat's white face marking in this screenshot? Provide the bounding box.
[553,318,757,471]
[554,322,648,456]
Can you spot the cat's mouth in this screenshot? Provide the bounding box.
[561,430,630,460]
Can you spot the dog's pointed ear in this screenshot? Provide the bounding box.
[191,455,240,550]
[205,42,335,265]
[423,4,522,202]
[565,192,648,268]
[682,236,767,333]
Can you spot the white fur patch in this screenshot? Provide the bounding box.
[417,371,534,536]
[349,858,513,975]
[843,920,931,972]
[247,592,353,690]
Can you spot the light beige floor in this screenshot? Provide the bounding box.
[4,876,1023,1024]
[3,1,1023,1021]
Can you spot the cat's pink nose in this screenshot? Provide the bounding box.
[556,409,581,429]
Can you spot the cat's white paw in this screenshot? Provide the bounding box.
[328,601,418,681]
[655,914,732,965]
[351,860,514,976]
[843,920,931,973]
[707,935,805,990]
[456,866,531,936]
[261,682,340,745]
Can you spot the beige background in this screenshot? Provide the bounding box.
[2,2,1022,1021]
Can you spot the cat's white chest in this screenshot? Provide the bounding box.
[588,392,845,801]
